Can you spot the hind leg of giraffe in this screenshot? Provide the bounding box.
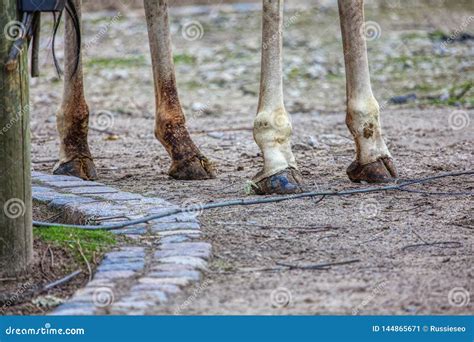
[53,0,97,180]
[252,0,303,195]
[144,1,215,180]
[338,0,397,183]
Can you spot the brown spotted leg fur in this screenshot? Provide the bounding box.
[53,0,97,180]
[338,0,397,183]
[144,0,215,180]
[53,0,97,179]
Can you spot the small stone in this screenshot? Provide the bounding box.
[128,289,168,303]
[31,186,54,193]
[158,256,208,270]
[84,279,117,288]
[34,174,81,182]
[44,180,105,188]
[111,226,147,235]
[148,270,201,281]
[118,247,146,253]
[160,235,192,244]
[155,242,212,260]
[96,261,144,272]
[93,270,136,280]
[48,196,96,210]
[138,277,191,287]
[68,186,118,195]
[92,192,143,202]
[151,222,200,231]
[157,230,201,237]
[50,307,98,316]
[305,135,319,148]
[130,283,181,295]
[100,69,129,81]
[150,263,197,272]
[140,197,173,206]
[33,295,65,308]
[104,249,146,260]
[69,202,128,218]
[192,102,208,111]
[207,132,225,139]
[31,171,45,178]
[32,191,61,203]
[111,298,157,310]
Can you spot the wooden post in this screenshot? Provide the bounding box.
[0,0,33,276]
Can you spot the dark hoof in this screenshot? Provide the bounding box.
[254,168,304,195]
[53,157,98,180]
[347,157,398,183]
[169,155,216,180]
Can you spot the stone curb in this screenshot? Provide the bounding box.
[31,171,211,315]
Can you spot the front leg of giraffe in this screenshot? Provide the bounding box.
[252,0,303,195]
[338,0,397,183]
[145,0,215,180]
[53,0,97,180]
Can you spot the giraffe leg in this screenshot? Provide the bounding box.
[144,0,215,180]
[252,0,303,195]
[53,0,97,180]
[338,0,397,183]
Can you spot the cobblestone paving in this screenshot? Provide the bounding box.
[31,171,212,315]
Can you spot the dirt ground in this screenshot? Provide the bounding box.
[30,1,473,314]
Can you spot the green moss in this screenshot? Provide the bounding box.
[182,80,201,89]
[173,53,196,65]
[86,56,146,68]
[401,32,427,40]
[34,226,117,264]
[428,30,447,41]
[288,67,302,80]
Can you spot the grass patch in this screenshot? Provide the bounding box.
[86,56,146,68]
[174,53,196,65]
[428,30,448,41]
[182,80,202,89]
[34,226,117,264]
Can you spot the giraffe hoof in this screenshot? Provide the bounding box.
[347,157,398,183]
[254,168,304,195]
[53,157,98,180]
[169,155,216,180]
